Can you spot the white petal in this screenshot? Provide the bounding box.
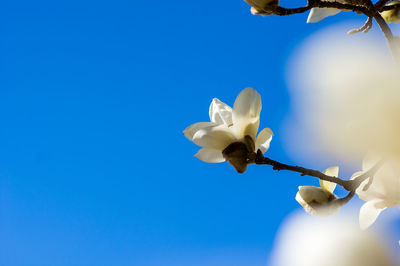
[359,200,386,230]
[255,128,273,153]
[209,98,233,126]
[192,124,236,150]
[307,8,341,23]
[320,166,339,193]
[232,88,261,139]
[183,122,217,141]
[194,148,225,163]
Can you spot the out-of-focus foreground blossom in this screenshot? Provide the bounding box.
[270,212,397,266]
[184,88,273,173]
[296,166,340,217]
[287,27,400,162]
[243,0,279,16]
[351,154,400,230]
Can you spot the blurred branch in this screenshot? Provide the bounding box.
[373,12,400,65]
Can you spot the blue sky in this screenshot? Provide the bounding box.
[1,1,398,265]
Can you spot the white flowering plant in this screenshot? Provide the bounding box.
[184,0,400,261]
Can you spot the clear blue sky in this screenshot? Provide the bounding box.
[2,1,397,265]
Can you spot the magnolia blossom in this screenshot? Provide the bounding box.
[244,0,279,16]
[352,154,400,230]
[381,1,400,24]
[184,88,273,173]
[296,166,340,217]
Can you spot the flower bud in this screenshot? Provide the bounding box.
[244,0,279,16]
[222,141,251,173]
[296,186,338,217]
[381,1,400,24]
[295,166,340,217]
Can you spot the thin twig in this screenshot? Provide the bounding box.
[335,190,356,206]
[273,1,369,16]
[347,16,373,34]
[381,3,400,11]
[253,150,383,192]
[375,0,391,10]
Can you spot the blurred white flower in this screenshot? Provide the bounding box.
[270,212,397,266]
[244,0,278,16]
[351,154,400,230]
[296,166,340,217]
[287,28,400,163]
[184,88,273,173]
[381,1,400,24]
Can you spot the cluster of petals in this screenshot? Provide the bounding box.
[184,88,273,172]
[352,154,400,230]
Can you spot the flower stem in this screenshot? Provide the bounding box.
[253,150,383,192]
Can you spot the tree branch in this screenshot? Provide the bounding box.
[253,150,382,192]
[335,190,356,206]
[273,1,369,16]
[381,3,400,11]
[375,0,391,10]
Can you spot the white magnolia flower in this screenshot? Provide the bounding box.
[296,166,340,217]
[244,0,279,16]
[352,154,400,230]
[184,88,273,173]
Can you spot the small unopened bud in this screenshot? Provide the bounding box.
[296,186,339,217]
[244,0,279,16]
[296,166,341,217]
[222,135,255,173]
[381,1,400,24]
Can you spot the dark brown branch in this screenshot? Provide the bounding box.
[253,150,382,192]
[273,6,312,16]
[381,3,400,11]
[273,1,369,16]
[375,0,391,10]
